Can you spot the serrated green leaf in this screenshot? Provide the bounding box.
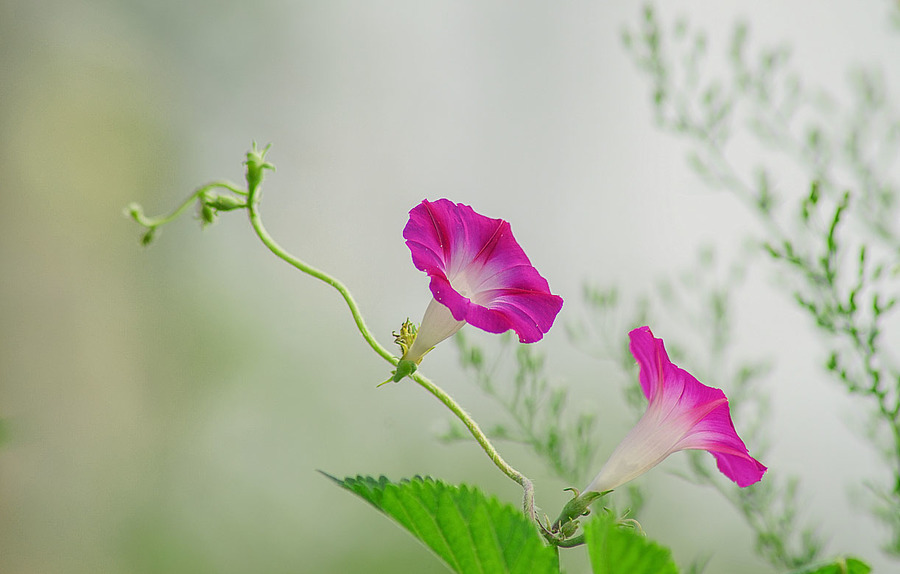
[788,557,871,574]
[584,513,679,574]
[327,474,558,574]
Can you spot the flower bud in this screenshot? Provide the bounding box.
[141,228,156,246]
[200,202,216,226]
[206,194,246,211]
[244,142,275,192]
[126,202,144,222]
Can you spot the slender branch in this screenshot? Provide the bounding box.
[245,194,396,366]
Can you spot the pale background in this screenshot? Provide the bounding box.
[1,1,897,572]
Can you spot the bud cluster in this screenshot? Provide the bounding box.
[199,190,246,227]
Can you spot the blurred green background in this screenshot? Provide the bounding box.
[1,1,896,572]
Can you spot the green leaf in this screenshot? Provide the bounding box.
[584,513,679,574]
[328,474,558,574]
[788,557,871,574]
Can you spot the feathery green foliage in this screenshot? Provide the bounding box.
[449,332,599,486]
[623,3,900,557]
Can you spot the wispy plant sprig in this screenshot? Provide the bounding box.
[447,331,600,486]
[624,4,900,555]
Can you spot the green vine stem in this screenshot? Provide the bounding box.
[245,189,396,366]
[410,371,537,522]
[131,144,542,528]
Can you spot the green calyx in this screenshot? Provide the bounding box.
[377,359,418,387]
[545,488,608,545]
[391,359,419,383]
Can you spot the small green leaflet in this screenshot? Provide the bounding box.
[584,512,679,574]
[788,557,871,574]
[327,475,558,574]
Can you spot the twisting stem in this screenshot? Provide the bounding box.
[246,191,396,366]
[412,371,537,521]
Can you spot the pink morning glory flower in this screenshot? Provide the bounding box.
[585,326,766,494]
[396,199,563,374]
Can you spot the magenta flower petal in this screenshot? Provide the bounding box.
[586,326,766,493]
[402,199,563,362]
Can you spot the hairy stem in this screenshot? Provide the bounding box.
[412,371,537,521]
[246,190,396,365]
